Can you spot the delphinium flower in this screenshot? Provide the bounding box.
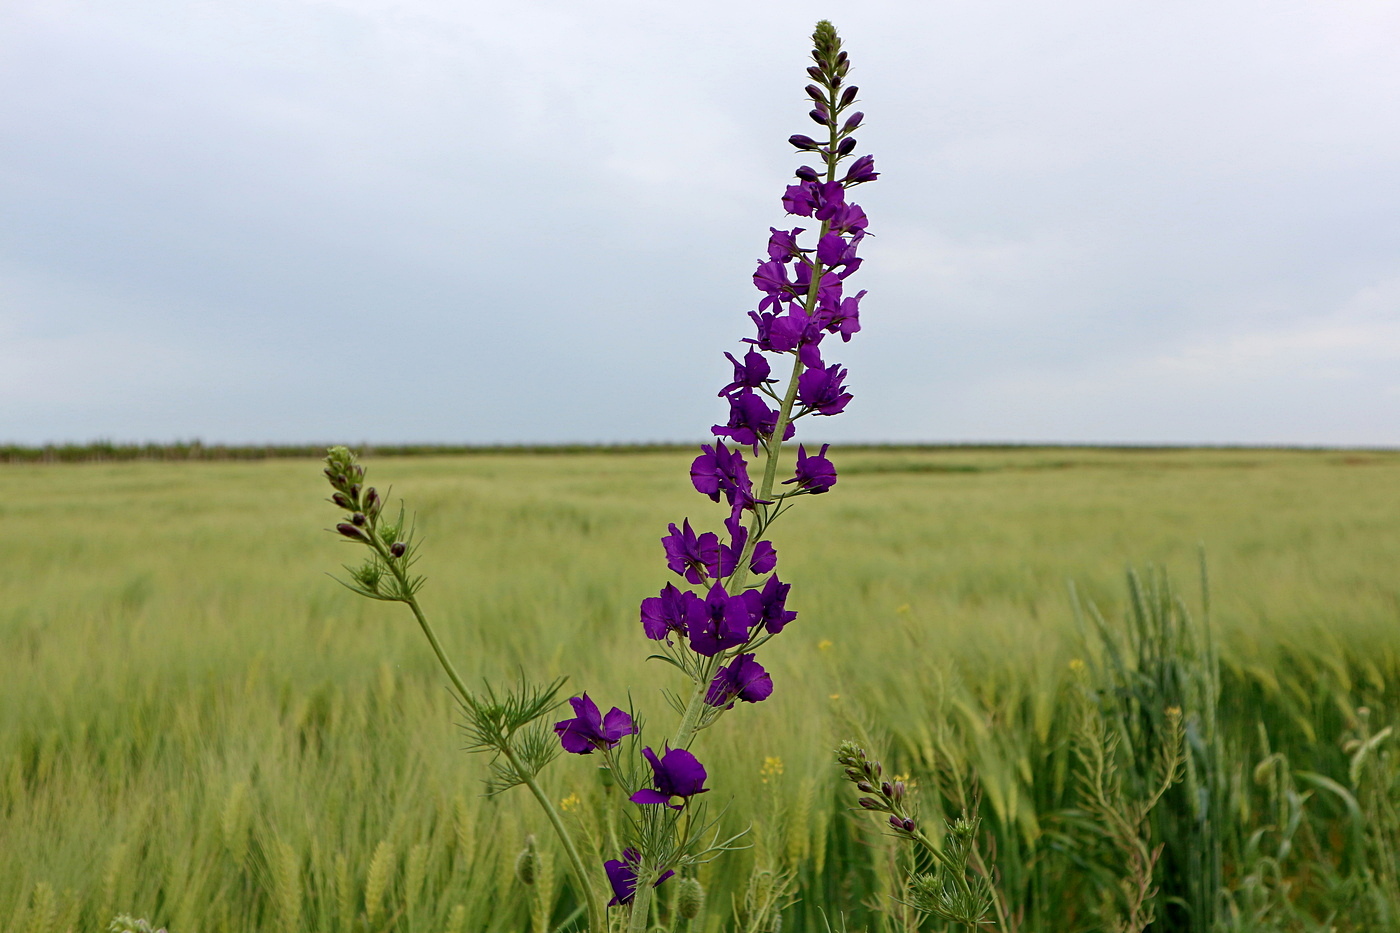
[587,19,877,931]
[320,21,875,933]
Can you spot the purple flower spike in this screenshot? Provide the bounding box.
[797,363,852,416]
[662,519,720,585]
[605,848,675,906]
[750,540,777,574]
[705,653,774,709]
[554,694,636,755]
[630,746,710,808]
[641,583,694,642]
[784,443,838,494]
[743,573,798,634]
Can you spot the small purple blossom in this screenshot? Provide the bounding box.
[712,390,795,453]
[717,350,772,399]
[641,583,693,642]
[752,260,793,311]
[797,363,852,415]
[783,443,837,494]
[743,573,798,634]
[687,583,751,656]
[630,746,710,808]
[554,694,636,755]
[749,540,777,574]
[604,849,675,906]
[767,226,806,263]
[705,653,774,708]
[661,519,719,585]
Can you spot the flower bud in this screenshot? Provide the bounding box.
[364,487,379,511]
[515,836,538,885]
[881,781,894,798]
[332,493,352,510]
[805,84,824,103]
[788,134,821,151]
[808,109,829,126]
[807,65,823,81]
[888,815,904,831]
[841,112,863,133]
[349,484,361,501]
[857,796,882,811]
[902,818,916,833]
[840,85,859,108]
[390,541,407,558]
[837,136,857,155]
[677,877,705,920]
[795,165,820,182]
[856,780,873,793]
[336,523,366,540]
[351,512,366,526]
[892,781,906,802]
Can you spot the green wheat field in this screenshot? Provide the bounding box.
[4,446,1398,933]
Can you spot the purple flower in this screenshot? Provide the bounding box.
[820,289,864,342]
[705,653,774,708]
[554,694,636,755]
[817,231,862,273]
[712,390,794,453]
[750,540,777,574]
[752,260,793,311]
[691,442,766,523]
[783,179,846,219]
[767,226,805,263]
[630,746,710,808]
[641,583,694,642]
[604,849,675,906]
[687,583,751,656]
[842,153,879,185]
[797,363,852,415]
[826,201,869,235]
[718,350,772,399]
[743,574,798,634]
[661,519,719,585]
[783,443,837,494]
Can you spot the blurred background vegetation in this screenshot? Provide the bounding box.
[2,446,1397,932]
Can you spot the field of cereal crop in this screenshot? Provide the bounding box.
[4,446,1398,932]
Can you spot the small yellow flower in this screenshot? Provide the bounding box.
[892,771,918,790]
[759,756,784,783]
[829,693,841,700]
[559,793,581,812]
[895,604,911,614]
[817,639,833,651]
[1068,658,1086,672]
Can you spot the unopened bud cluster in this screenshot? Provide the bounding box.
[324,446,407,559]
[836,741,916,835]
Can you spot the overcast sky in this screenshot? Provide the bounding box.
[3,0,1398,446]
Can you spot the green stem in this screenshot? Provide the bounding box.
[626,865,664,933]
[372,538,604,931]
[506,745,607,933]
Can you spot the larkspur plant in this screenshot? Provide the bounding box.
[321,21,874,933]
